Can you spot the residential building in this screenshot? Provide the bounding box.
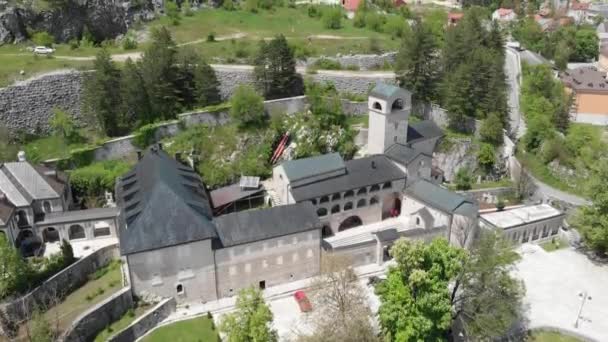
[448,12,464,26]
[492,8,517,23]
[480,204,565,244]
[560,66,608,125]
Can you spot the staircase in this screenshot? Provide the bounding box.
[261,180,282,207]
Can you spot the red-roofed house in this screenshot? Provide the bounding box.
[342,0,362,12]
[492,8,517,23]
[447,12,464,26]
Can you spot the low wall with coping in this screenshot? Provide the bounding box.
[458,187,515,205]
[301,52,397,71]
[60,287,134,342]
[108,297,176,342]
[0,244,120,337]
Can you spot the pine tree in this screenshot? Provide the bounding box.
[253,35,303,100]
[120,58,152,127]
[395,19,440,104]
[139,26,179,121]
[194,60,222,107]
[174,47,200,109]
[82,48,123,136]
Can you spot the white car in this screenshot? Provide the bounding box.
[33,46,55,55]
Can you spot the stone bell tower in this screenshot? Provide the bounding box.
[367,83,412,155]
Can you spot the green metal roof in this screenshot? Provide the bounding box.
[281,153,345,182]
[370,83,403,99]
[405,180,477,216]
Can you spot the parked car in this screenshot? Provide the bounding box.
[294,290,312,312]
[33,46,55,55]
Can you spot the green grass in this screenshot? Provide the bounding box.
[0,53,92,87]
[141,316,219,342]
[345,115,368,128]
[540,238,568,252]
[94,302,152,342]
[528,330,584,342]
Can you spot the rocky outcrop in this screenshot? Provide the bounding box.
[0,0,161,45]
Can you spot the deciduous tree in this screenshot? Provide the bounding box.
[220,287,277,342]
[230,85,266,128]
[573,160,608,255]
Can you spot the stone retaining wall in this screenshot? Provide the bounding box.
[458,187,515,205]
[0,244,120,336]
[60,287,134,342]
[108,297,176,342]
[0,68,394,138]
[301,52,397,71]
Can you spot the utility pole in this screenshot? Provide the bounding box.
[574,290,592,328]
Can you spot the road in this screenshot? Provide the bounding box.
[504,47,589,206]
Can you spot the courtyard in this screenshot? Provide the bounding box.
[513,244,608,341]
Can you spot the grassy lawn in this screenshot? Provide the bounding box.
[540,237,568,252]
[0,52,92,87]
[141,316,219,342]
[528,330,585,342]
[93,302,152,342]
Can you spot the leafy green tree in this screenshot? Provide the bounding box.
[32,31,54,47]
[454,167,472,190]
[0,235,31,299]
[353,0,368,27]
[139,26,179,121]
[477,143,496,173]
[120,58,152,127]
[49,108,76,142]
[451,230,524,340]
[29,310,53,342]
[60,239,75,266]
[253,35,303,100]
[183,0,194,16]
[573,29,599,62]
[573,160,608,255]
[230,85,266,128]
[512,18,545,53]
[376,238,466,342]
[220,287,277,342]
[554,40,572,71]
[194,59,222,107]
[322,6,342,30]
[395,19,440,104]
[82,48,123,136]
[165,0,181,25]
[479,112,503,146]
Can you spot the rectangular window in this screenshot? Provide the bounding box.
[93,227,111,238]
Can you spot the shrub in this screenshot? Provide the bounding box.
[32,31,54,47]
[383,15,408,38]
[122,35,138,50]
[183,1,194,16]
[365,12,385,32]
[313,58,342,70]
[70,160,132,197]
[368,37,382,54]
[477,143,496,173]
[245,0,259,12]
[322,7,342,29]
[207,32,216,42]
[68,39,80,50]
[307,5,321,18]
[165,0,181,25]
[496,199,505,211]
[133,123,161,149]
[230,85,266,128]
[454,167,472,190]
[223,0,236,11]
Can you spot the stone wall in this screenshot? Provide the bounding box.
[108,297,176,342]
[0,68,393,139]
[301,52,397,71]
[0,244,119,332]
[458,187,515,205]
[0,71,84,137]
[60,287,134,342]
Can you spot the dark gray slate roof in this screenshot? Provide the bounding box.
[210,183,265,208]
[281,153,345,182]
[40,207,118,225]
[405,179,477,216]
[406,121,444,145]
[116,147,217,255]
[384,144,430,165]
[214,202,320,247]
[290,155,406,201]
[370,83,404,99]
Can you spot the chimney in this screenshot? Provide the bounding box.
[136,150,143,160]
[17,151,26,162]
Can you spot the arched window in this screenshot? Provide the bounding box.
[176,284,184,294]
[310,199,317,205]
[373,102,382,111]
[370,196,379,205]
[320,196,329,204]
[317,208,328,217]
[17,210,28,226]
[382,182,392,189]
[416,217,420,225]
[43,201,52,213]
[344,202,353,211]
[357,199,367,208]
[370,184,380,193]
[43,227,59,243]
[331,204,340,214]
[343,190,354,198]
[331,193,341,201]
[392,99,404,110]
[69,225,85,240]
